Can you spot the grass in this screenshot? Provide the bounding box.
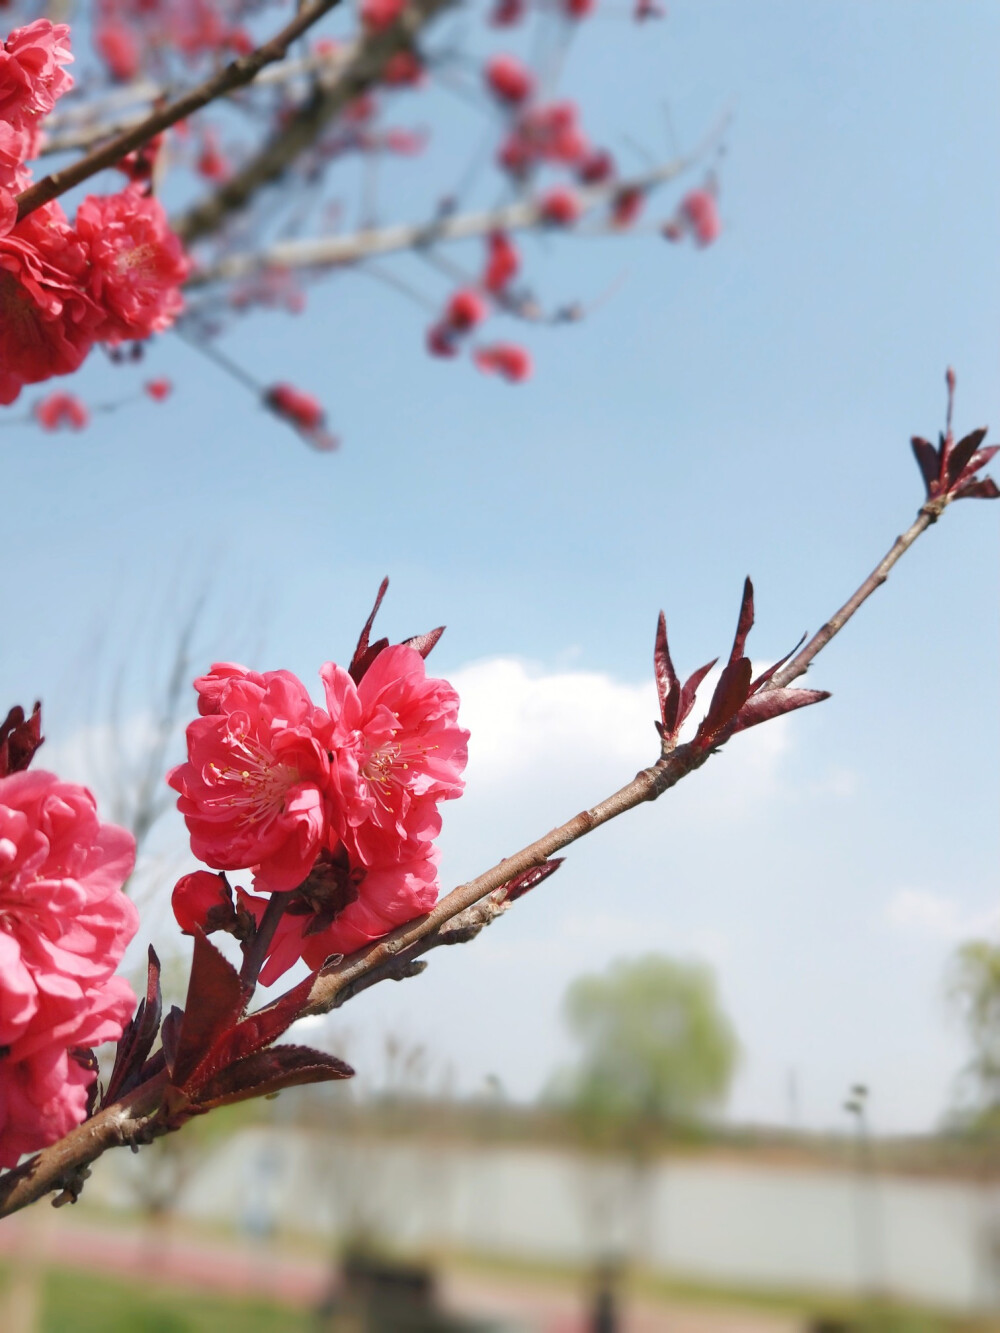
[0,1263,313,1333]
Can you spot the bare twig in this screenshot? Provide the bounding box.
[184,149,711,288]
[172,0,456,246]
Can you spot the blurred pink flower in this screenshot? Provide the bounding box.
[0,770,137,1167]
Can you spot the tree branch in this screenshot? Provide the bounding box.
[184,155,699,288]
[0,486,965,1221]
[171,0,456,246]
[14,0,353,222]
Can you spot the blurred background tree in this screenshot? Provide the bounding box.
[554,954,739,1146]
[948,939,1000,1132]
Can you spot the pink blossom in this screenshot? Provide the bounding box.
[0,770,138,1167]
[145,377,171,401]
[482,230,519,293]
[360,0,405,32]
[444,288,487,332]
[94,23,139,82]
[539,186,581,226]
[264,382,324,431]
[75,186,190,343]
[680,188,721,246]
[33,391,89,430]
[0,203,102,406]
[381,51,423,87]
[474,342,532,382]
[168,668,334,892]
[320,644,468,865]
[490,0,526,25]
[0,20,74,137]
[577,147,614,184]
[238,845,442,985]
[485,54,534,106]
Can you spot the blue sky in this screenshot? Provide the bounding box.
[1,1,997,1131]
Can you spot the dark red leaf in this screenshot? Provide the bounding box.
[678,659,718,734]
[748,632,807,694]
[171,932,249,1089]
[695,657,753,747]
[192,1044,353,1111]
[349,578,390,684]
[727,578,755,668]
[104,945,163,1105]
[0,702,43,776]
[946,428,988,489]
[653,612,681,739]
[402,626,445,659]
[70,1048,100,1119]
[952,476,1000,501]
[956,444,999,486]
[188,972,318,1091]
[731,687,830,734]
[910,436,940,493]
[503,858,564,902]
[160,1006,184,1071]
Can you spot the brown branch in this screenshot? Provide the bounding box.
[14,0,351,222]
[768,502,942,691]
[183,155,697,288]
[0,1069,168,1220]
[0,487,961,1221]
[172,0,455,247]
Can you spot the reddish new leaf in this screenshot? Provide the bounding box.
[104,945,163,1105]
[402,626,446,659]
[159,1006,184,1071]
[678,658,718,733]
[188,972,318,1090]
[503,858,564,902]
[727,578,755,667]
[171,931,249,1089]
[653,612,681,739]
[696,657,753,747]
[349,577,390,683]
[0,702,43,776]
[910,436,940,493]
[731,687,830,734]
[946,428,988,489]
[192,1044,354,1111]
[953,476,1000,501]
[748,632,807,694]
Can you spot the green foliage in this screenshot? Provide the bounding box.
[0,1263,311,1333]
[553,954,739,1142]
[947,938,1000,1124]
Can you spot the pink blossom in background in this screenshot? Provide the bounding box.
[264,382,325,432]
[0,770,138,1167]
[0,20,74,140]
[75,187,190,342]
[168,668,333,891]
[444,288,487,333]
[680,188,721,246]
[474,342,532,382]
[94,22,139,81]
[539,185,581,226]
[0,203,102,406]
[360,0,405,32]
[33,390,89,430]
[144,377,172,401]
[484,54,534,106]
[482,230,519,293]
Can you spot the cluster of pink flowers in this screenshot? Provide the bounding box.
[0,20,190,405]
[94,0,253,83]
[425,231,531,382]
[0,771,139,1166]
[169,639,469,985]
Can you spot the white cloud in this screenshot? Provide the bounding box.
[884,888,999,942]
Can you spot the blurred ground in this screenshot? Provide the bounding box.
[0,1209,807,1332]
